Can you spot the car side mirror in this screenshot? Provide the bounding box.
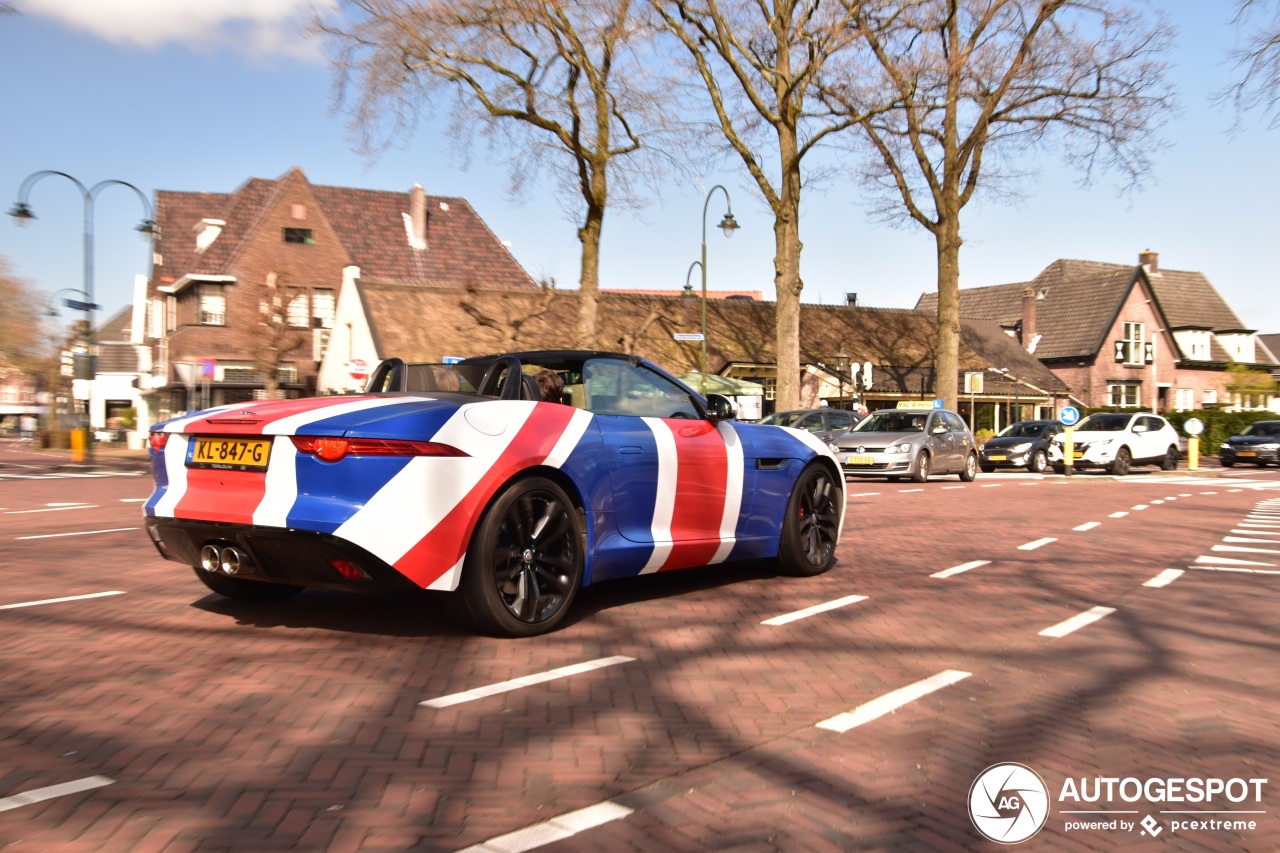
[931,424,948,435]
[705,394,736,422]
[1132,424,1148,433]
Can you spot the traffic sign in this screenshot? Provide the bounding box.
[199,358,217,378]
[674,332,705,342]
[1183,417,1204,436]
[932,398,944,409]
[442,356,464,364]
[1059,405,1080,426]
[346,358,369,381]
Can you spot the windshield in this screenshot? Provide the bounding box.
[761,411,805,428]
[853,411,926,433]
[999,422,1048,438]
[1242,422,1280,437]
[1075,414,1131,432]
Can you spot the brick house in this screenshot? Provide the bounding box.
[137,167,536,426]
[916,251,1279,412]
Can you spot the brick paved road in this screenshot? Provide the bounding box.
[1,440,1277,852]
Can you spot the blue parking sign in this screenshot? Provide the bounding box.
[1059,405,1080,426]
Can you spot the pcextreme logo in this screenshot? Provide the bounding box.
[969,763,1050,844]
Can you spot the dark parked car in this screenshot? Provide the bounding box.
[1219,420,1280,467]
[760,408,862,444]
[832,407,978,482]
[979,419,1063,473]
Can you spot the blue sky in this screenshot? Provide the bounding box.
[2,0,1278,341]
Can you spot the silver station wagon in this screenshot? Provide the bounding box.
[831,407,979,482]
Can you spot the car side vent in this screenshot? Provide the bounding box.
[756,458,787,471]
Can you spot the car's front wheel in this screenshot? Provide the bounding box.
[1161,446,1178,471]
[911,452,930,483]
[1109,447,1131,476]
[776,462,840,577]
[455,477,583,637]
[191,567,303,602]
[959,452,978,482]
[1028,449,1048,474]
[1222,457,1235,468]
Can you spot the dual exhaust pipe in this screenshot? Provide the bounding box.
[200,543,250,575]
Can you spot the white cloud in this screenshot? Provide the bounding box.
[20,0,337,58]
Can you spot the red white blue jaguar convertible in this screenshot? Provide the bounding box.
[143,351,844,636]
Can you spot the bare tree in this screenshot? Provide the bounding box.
[253,272,310,400]
[1222,0,1280,126]
[826,0,1173,408]
[652,0,883,411]
[459,280,559,349]
[0,257,48,370]
[315,0,666,349]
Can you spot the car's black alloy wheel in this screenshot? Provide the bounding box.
[1162,446,1178,471]
[458,477,583,637]
[1109,447,1131,476]
[777,462,840,577]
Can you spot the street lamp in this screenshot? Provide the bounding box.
[682,185,739,396]
[9,170,157,465]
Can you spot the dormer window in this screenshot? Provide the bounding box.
[194,219,225,253]
[284,228,314,245]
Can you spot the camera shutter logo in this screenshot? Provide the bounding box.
[969,763,1050,843]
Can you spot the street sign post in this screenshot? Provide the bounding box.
[1184,417,1204,470]
[1059,406,1081,476]
[674,332,704,342]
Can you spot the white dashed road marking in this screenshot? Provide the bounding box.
[457,801,634,853]
[1039,606,1116,638]
[16,528,139,540]
[1109,511,1129,518]
[0,591,125,611]
[762,595,868,626]
[1144,569,1184,588]
[931,560,990,579]
[421,656,635,709]
[1133,504,1149,510]
[816,670,971,733]
[1019,538,1057,551]
[0,776,115,813]
[1073,522,1101,531]
[4,505,98,515]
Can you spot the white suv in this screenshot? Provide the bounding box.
[1048,412,1180,475]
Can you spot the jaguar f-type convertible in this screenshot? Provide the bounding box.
[143,351,844,636]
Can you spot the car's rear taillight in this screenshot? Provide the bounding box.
[149,432,170,452]
[289,436,468,463]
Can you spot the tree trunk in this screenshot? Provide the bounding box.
[772,132,804,412]
[933,215,962,410]
[575,198,604,350]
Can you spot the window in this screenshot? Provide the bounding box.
[286,294,309,328]
[1174,388,1195,411]
[1121,322,1145,365]
[283,228,314,244]
[582,358,699,418]
[1107,382,1140,407]
[312,288,335,329]
[1203,389,1218,405]
[199,284,225,326]
[829,411,855,430]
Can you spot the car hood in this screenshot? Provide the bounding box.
[983,435,1043,449]
[833,430,920,446]
[1227,435,1280,446]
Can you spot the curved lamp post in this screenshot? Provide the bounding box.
[679,185,739,396]
[9,170,157,463]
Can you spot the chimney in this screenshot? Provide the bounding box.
[1021,285,1037,352]
[1139,249,1158,272]
[405,183,427,250]
[845,292,858,307]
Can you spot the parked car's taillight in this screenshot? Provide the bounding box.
[149,432,170,452]
[289,436,469,463]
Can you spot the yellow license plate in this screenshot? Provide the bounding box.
[845,455,874,466]
[988,454,1007,461]
[1239,451,1256,457]
[189,436,272,470]
[1073,451,1084,459]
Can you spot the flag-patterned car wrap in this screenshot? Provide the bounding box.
[144,387,843,596]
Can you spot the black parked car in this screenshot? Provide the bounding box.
[978,419,1063,474]
[1219,420,1280,467]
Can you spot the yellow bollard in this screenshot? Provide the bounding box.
[1189,436,1199,471]
[1063,426,1074,476]
[71,428,87,463]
